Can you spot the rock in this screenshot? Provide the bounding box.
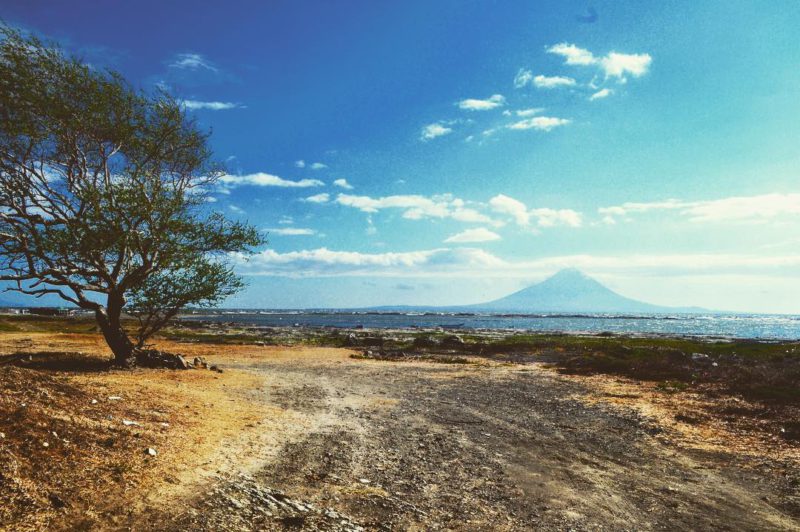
[122,420,140,427]
[691,352,709,362]
[0,432,5,439]
[108,396,123,401]
[358,478,371,484]
[135,349,193,369]
[91,399,98,404]
[145,447,157,456]
[193,356,208,369]
[42,441,49,448]
[210,365,223,373]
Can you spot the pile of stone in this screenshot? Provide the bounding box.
[133,350,222,372]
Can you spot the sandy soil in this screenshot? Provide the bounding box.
[1,333,798,531]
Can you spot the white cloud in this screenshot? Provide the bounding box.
[546,42,652,80]
[489,194,530,225]
[310,162,327,170]
[589,88,613,101]
[515,108,545,117]
[599,193,800,224]
[458,94,505,111]
[533,75,576,89]
[530,208,582,228]
[169,53,217,72]
[421,123,453,140]
[546,43,596,66]
[219,173,324,189]
[490,194,582,228]
[513,69,535,88]
[600,52,652,79]
[266,227,316,236]
[303,193,330,203]
[181,100,241,111]
[233,247,504,277]
[333,178,354,190]
[233,246,800,279]
[295,160,306,168]
[278,216,294,225]
[507,116,570,131]
[335,193,495,224]
[228,205,245,214]
[444,228,501,243]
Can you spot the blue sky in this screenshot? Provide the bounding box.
[4,0,800,312]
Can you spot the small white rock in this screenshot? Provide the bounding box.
[42,441,49,448]
[358,478,370,484]
[108,396,123,401]
[0,432,5,439]
[91,399,98,404]
[122,420,140,427]
[146,447,157,456]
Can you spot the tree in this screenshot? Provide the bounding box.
[0,27,263,366]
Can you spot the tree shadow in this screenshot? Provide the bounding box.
[0,351,112,373]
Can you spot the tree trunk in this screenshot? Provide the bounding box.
[96,307,135,367]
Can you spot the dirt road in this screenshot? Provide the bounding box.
[134,347,798,531]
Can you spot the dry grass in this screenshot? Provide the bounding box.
[0,333,270,531]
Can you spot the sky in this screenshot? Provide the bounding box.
[3,0,800,313]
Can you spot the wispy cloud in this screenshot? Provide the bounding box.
[169,52,218,72]
[233,247,800,278]
[507,116,570,132]
[458,94,505,111]
[303,193,330,203]
[490,194,582,227]
[421,123,453,140]
[599,193,800,224]
[589,88,613,101]
[265,227,317,236]
[180,100,242,110]
[233,247,504,277]
[444,228,501,243]
[333,178,354,190]
[513,69,535,88]
[219,173,324,189]
[533,74,576,89]
[295,160,306,168]
[310,162,328,170]
[515,108,545,117]
[335,193,495,224]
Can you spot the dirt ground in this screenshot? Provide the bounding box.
[1,332,798,531]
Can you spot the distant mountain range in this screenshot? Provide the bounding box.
[369,268,706,314]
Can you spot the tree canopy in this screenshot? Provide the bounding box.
[0,26,263,365]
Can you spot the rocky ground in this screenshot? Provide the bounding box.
[0,321,798,531]
[144,348,798,531]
